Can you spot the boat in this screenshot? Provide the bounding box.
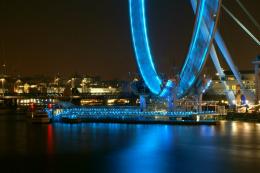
[31,110,50,123]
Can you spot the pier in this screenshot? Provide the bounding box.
[46,107,220,125]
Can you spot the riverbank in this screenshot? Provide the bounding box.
[1,107,260,124]
[219,112,260,122]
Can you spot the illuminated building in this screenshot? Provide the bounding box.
[206,70,256,102]
[253,56,260,103]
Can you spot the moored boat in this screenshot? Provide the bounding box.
[31,110,50,123]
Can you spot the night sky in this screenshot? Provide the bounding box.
[0,0,259,79]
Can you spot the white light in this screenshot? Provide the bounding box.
[196,115,200,121]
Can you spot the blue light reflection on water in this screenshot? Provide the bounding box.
[1,114,260,173]
[52,123,222,173]
[112,125,176,173]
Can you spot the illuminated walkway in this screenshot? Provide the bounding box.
[47,107,218,125]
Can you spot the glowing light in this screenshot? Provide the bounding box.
[178,0,221,98]
[159,80,175,98]
[46,106,217,122]
[89,87,118,95]
[47,125,54,155]
[129,0,162,94]
[129,0,221,98]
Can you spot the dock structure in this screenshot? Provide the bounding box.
[47,107,220,125]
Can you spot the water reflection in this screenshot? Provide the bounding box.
[200,125,216,137]
[231,121,238,134]
[47,125,54,155]
[257,123,260,131]
[114,125,175,173]
[0,114,260,173]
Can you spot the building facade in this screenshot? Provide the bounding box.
[206,70,255,102]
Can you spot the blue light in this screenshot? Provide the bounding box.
[129,0,162,94]
[159,80,175,98]
[46,107,217,122]
[129,0,221,98]
[178,0,221,98]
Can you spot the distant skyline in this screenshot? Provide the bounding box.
[0,0,259,79]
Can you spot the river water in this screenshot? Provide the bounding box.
[0,111,259,173]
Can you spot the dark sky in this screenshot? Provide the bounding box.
[0,0,259,79]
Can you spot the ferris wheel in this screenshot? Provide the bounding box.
[129,0,259,105]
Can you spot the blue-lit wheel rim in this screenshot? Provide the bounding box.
[129,0,222,98]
